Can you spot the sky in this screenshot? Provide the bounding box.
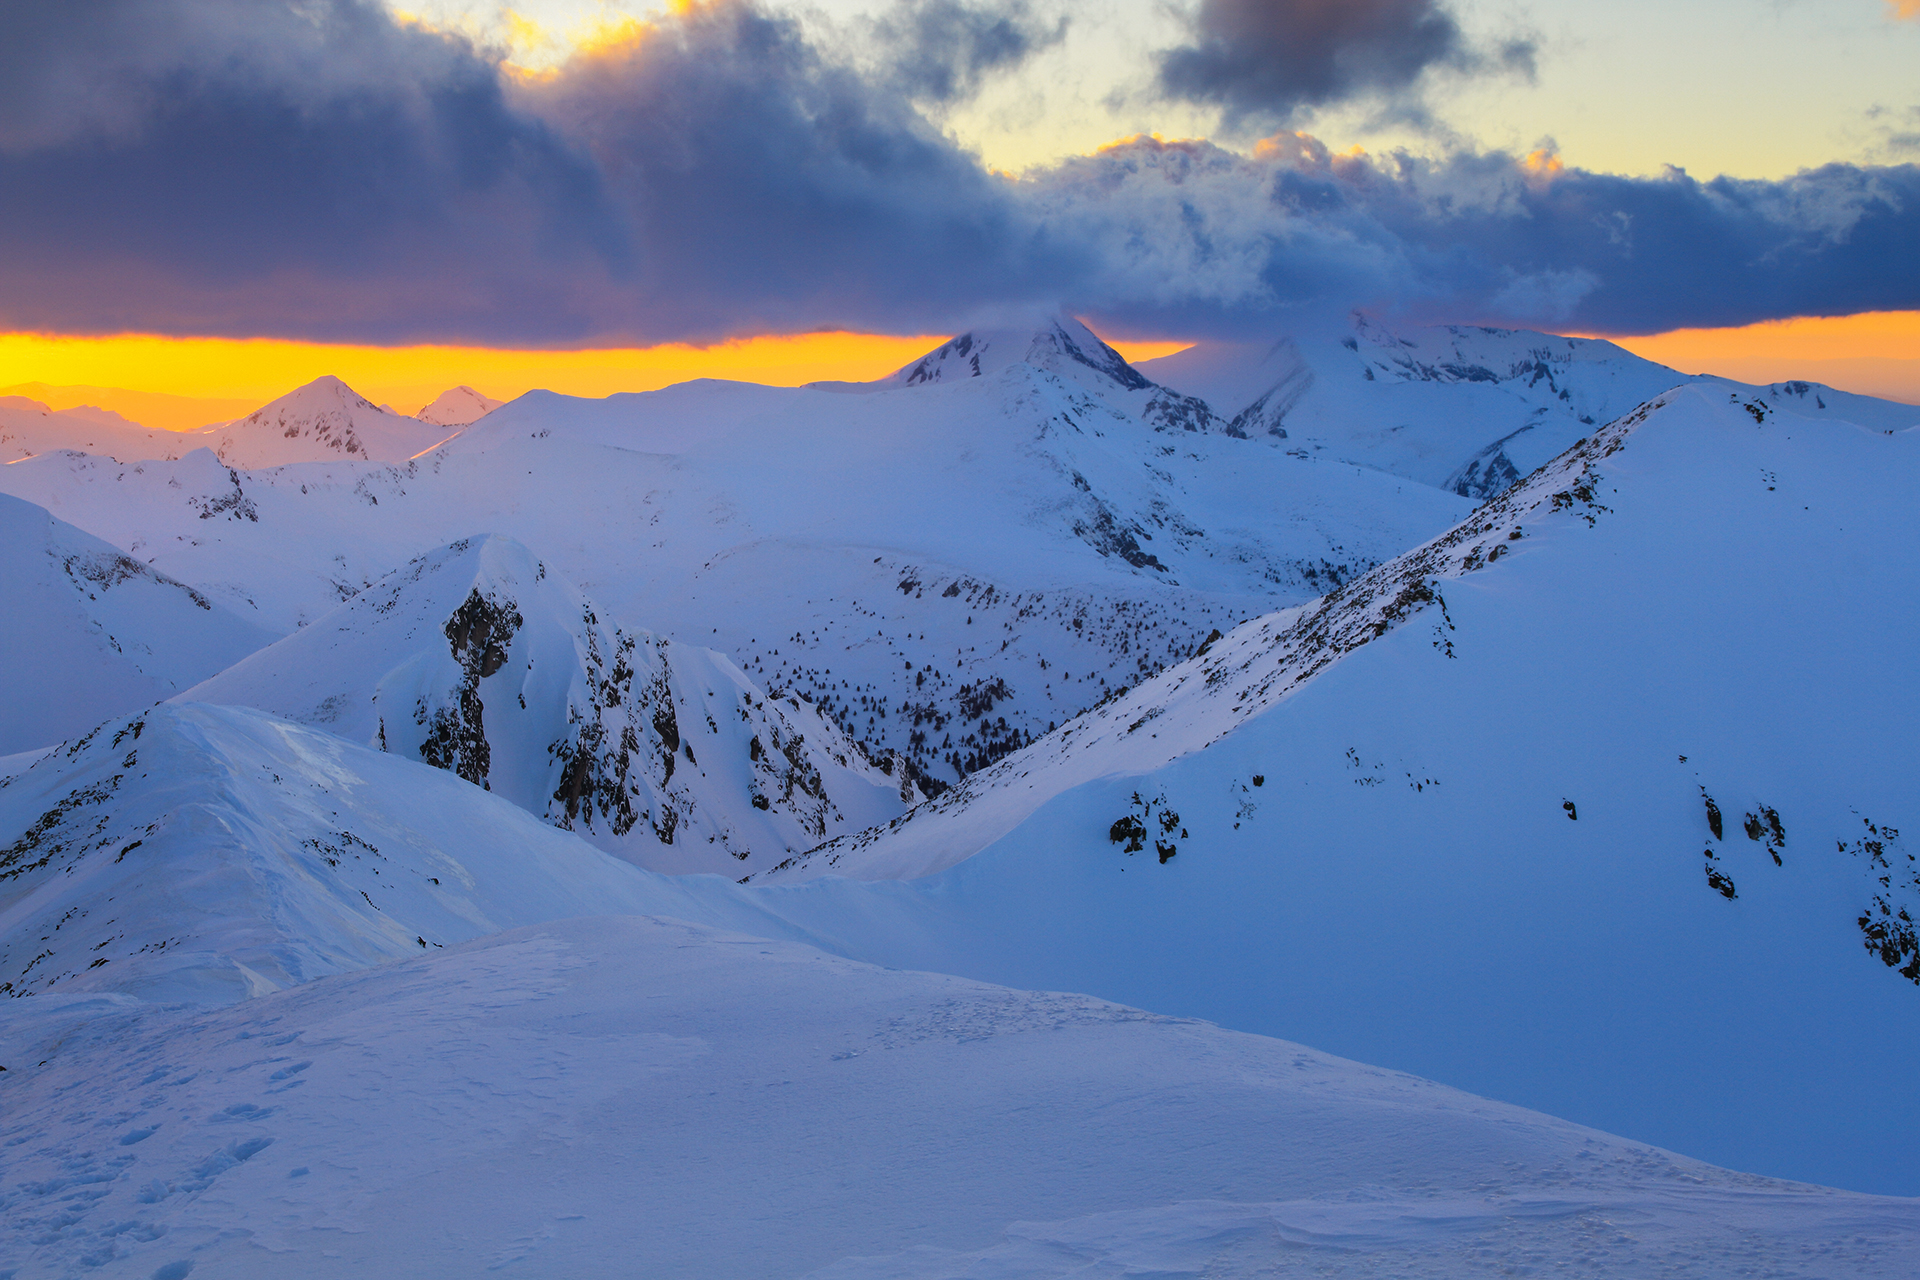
[0,0,1915,412]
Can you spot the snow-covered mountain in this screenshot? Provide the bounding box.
[0,394,201,464]
[0,493,274,754]
[180,535,909,874]
[416,384,504,426]
[205,376,464,467]
[0,321,1472,790]
[731,383,1920,1193]
[1139,317,1916,499]
[6,911,1914,1280]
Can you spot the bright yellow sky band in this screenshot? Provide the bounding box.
[1,314,1913,431]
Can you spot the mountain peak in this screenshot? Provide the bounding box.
[418,385,505,427]
[887,314,1152,392]
[208,375,465,468]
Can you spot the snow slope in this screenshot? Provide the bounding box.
[179,535,908,875]
[4,912,1915,1279]
[0,396,200,464]
[0,701,853,1007]
[203,377,463,468]
[737,384,1920,1193]
[416,384,503,426]
[0,324,1471,788]
[0,494,274,755]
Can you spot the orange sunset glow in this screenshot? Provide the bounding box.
[1603,312,1920,405]
[3,318,1909,430]
[0,329,1195,428]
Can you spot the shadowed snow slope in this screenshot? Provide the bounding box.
[0,702,836,1007]
[739,384,1920,1193]
[3,913,1916,1279]
[204,376,462,467]
[179,535,908,875]
[0,494,274,754]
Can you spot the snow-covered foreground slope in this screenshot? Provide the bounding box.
[0,321,1471,787]
[0,396,200,464]
[203,376,462,467]
[1139,318,1918,498]
[0,495,274,754]
[5,914,1916,1280]
[180,535,907,874]
[742,385,1920,1193]
[0,702,842,1005]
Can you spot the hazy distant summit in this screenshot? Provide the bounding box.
[417,385,504,427]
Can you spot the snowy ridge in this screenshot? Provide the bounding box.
[0,395,201,464]
[1141,316,1692,498]
[206,376,463,468]
[0,702,836,1006]
[759,390,1660,882]
[180,535,910,875]
[0,493,273,755]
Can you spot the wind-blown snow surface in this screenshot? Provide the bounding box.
[203,376,462,468]
[0,320,1473,787]
[743,385,1920,1193]
[0,495,273,754]
[5,914,1917,1280]
[180,535,907,875]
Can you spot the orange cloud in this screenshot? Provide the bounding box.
[1891,1,1920,19]
[1522,148,1565,185]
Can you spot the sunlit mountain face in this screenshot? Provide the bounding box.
[3,3,1918,1277]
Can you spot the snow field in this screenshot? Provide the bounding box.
[4,915,1914,1279]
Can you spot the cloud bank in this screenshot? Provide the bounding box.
[0,0,1913,345]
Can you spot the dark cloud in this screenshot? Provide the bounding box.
[1046,136,1920,336]
[869,0,1067,105]
[1154,0,1528,125]
[0,0,1911,346]
[0,0,1075,343]
[517,0,1077,339]
[0,0,634,342]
